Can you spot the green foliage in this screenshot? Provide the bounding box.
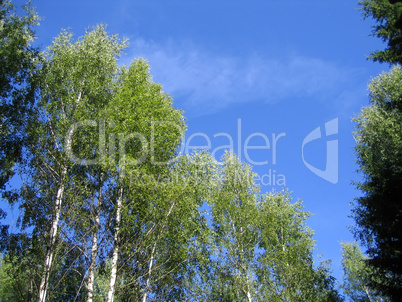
[114,152,216,301]
[341,242,387,301]
[13,25,127,301]
[359,0,402,64]
[0,1,40,298]
[0,9,344,301]
[0,0,39,188]
[313,260,345,302]
[0,237,39,302]
[105,57,185,173]
[99,56,189,301]
[353,65,402,299]
[187,152,343,302]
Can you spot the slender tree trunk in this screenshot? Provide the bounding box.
[38,88,84,301]
[142,241,157,302]
[107,187,123,302]
[87,183,103,302]
[142,201,176,301]
[246,290,253,302]
[239,225,252,302]
[38,166,67,302]
[86,210,100,302]
[364,286,373,302]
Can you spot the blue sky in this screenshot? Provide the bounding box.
[14,0,390,283]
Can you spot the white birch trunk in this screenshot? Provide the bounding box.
[142,242,157,302]
[107,187,123,302]
[86,211,100,302]
[86,184,102,302]
[142,202,175,301]
[38,166,67,302]
[364,286,373,302]
[246,290,253,302]
[38,81,83,302]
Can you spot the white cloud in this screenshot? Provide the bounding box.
[124,39,364,115]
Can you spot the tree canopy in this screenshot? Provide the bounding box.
[0,0,39,189]
[0,1,351,301]
[359,0,402,63]
[353,66,402,299]
[341,242,388,301]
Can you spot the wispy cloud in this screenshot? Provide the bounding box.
[124,39,364,115]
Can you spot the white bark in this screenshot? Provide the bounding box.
[246,290,253,302]
[142,201,175,301]
[364,286,373,302]
[142,242,157,302]
[86,184,102,302]
[107,187,123,302]
[38,74,83,302]
[86,211,100,302]
[38,166,67,302]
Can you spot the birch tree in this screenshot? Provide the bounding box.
[208,152,260,301]
[18,25,126,301]
[102,58,186,301]
[341,242,389,302]
[0,0,39,189]
[192,152,343,301]
[115,152,217,301]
